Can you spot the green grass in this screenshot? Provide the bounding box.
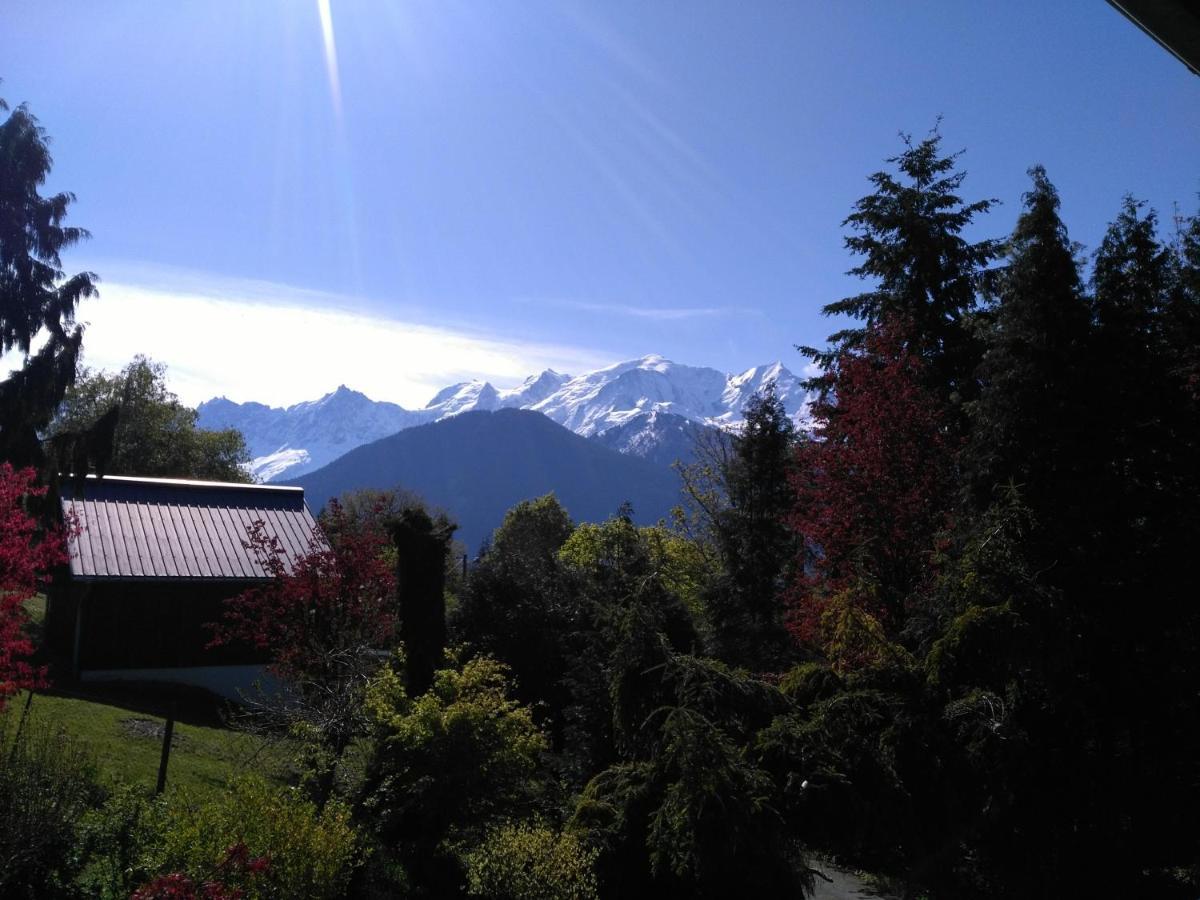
[10,689,293,797]
[14,594,295,796]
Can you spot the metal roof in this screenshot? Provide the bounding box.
[1108,0,1200,76]
[61,475,320,581]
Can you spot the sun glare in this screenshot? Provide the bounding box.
[316,0,342,119]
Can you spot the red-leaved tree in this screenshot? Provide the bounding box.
[131,841,270,900]
[209,499,397,803]
[788,320,953,656]
[0,462,68,708]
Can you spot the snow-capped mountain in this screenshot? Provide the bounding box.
[197,386,421,481]
[197,356,811,482]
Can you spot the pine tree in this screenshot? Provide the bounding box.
[801,125,999,407]
[0,95,99,469]
[705,386,797,668]
[964,166,1095,561]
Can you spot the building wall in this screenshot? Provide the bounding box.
[48,578,269,671]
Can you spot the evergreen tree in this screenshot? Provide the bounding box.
[964,166,1095,561]
[0,95,99,470]
[705,386,796,669]
[801,126,999,408]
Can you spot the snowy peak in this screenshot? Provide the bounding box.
[530,355,801,437]
[498,369,572,406]
[198,355,813,483]
[425,380,501,417]
[718,362,808,426]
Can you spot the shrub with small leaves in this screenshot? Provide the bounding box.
[145,776,360,900]
[464,821,599,900]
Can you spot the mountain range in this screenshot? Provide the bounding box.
[197,355,811,482]
[289,408,685,552]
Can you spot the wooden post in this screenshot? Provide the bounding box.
[71,585,89,679]
[155,702,177,795]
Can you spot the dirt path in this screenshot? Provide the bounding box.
[809,859,894,900]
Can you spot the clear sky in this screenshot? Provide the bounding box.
[4,1,1198,407]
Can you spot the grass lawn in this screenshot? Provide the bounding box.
[14,596,293,795]
[9,688,294,796]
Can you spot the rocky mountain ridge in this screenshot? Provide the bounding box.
[197,355,811,482]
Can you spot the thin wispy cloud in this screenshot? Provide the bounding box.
[70,270,614,409]
[532,298,760,321]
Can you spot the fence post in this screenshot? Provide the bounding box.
[155,701,177,795]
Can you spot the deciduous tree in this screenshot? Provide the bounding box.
[789,319,953,650]
[0,463,68,706]
[49,356,250,482]
[209,500,396,804]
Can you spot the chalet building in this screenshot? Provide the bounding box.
[46,475,319,699]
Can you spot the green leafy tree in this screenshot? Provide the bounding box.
[452,495,576,730]
[49,355,250,481]
[556,514,700,780]
[359,655,548,897]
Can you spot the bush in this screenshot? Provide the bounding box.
[143,775,361,900]
[73,781,157,898]
[0,704,101,897]
[360,655,548,895]
[464,822,598,900]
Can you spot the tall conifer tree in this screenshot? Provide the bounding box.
[802,126,999,408]
[0,96,98,469]
[964,167,1094,561]
[706,386,796,668]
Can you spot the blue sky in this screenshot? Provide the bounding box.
[4,1,1198,407]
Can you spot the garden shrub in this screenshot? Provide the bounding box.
[144,775,361,900]
[464,821,598,900]
[0,707,100,897]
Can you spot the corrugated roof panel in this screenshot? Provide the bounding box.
[114,502,143,577]
[61,476,320,581]
[197,503,235,578]
[216,506,253,579]
[95,499,120,577]
[134,503,168,576]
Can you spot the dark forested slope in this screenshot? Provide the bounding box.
[291,408,682,550]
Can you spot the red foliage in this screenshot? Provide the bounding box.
[788,320,954,645]
[130,873,242,900]
[0,463,68,708]
[131,842,270,900]
[208,499,397,683]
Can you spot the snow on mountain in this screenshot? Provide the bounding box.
[198,357,811,483]
[197,385,418,481]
